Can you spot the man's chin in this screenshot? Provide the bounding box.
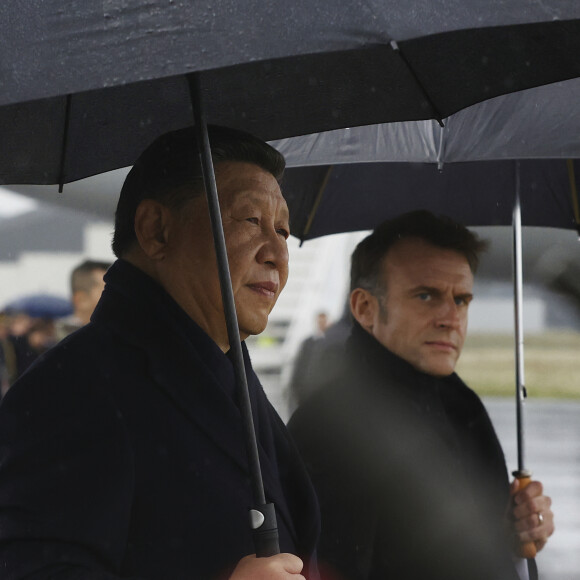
[428,366,456,377]
[418,357,456,377]
[238,318,268,341]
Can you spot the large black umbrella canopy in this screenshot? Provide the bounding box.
[2,1,580,184]
[274,78,580,240]
[281,159,580,240]
[4,77,580,227]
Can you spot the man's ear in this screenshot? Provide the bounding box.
[350,288,377,331]
[134,199,172,260]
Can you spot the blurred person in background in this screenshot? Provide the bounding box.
[11,317,57,378]
[288,311,330,409]
[1,314,57,396]
[287,302,354,412]
[56,259,111,340]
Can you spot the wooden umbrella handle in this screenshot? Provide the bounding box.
[512,471,537,559]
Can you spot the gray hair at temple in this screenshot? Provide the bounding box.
[112,125,286,258]
[350,210,488,294]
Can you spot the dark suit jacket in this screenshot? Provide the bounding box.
[0,260,320,580]
[288,323,527,580]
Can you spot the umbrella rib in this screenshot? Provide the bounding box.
[302,165,334,244]
[390,41,444,127]
[58,94,72,193]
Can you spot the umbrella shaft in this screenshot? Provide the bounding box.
[190,101,280,557]
[190,79,267,506]
[188,75,281,558]
[512,179,526,472]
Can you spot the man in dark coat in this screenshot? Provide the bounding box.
[288,312,330,409]
[288,211,554,580]
[0,126,319,580]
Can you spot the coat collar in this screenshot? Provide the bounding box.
[347,321,472,413]
[348,322,444,410]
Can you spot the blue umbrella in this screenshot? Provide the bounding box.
[4,294,73,318]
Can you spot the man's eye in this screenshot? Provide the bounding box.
[455,297,467,306]
[246,217,259,225]
[418,293,431,301]
[276,228,290,239]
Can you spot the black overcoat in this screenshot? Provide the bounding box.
[0,260,320,580]
[288,323,528,580]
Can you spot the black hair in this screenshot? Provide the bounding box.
[350,210,488,293]
[112,125,285,257]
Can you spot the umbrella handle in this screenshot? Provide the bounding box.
[512,470,537,559]
[250,503,280,557]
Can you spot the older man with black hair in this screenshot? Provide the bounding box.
[0,126,319,580]
[288,211,554,580]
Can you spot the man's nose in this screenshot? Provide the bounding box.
[436,299,462,328]
[258,231,289,269]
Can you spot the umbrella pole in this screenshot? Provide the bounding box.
[188,74,280,558]
[511,163,536,559]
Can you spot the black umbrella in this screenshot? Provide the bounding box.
[6,76,580,225]
[281,158,580,242]
[3,0,580,558]
[2,2,580,185]
[272,76,580,240]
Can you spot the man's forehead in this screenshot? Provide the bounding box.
[228,188,289,218]
[382,239,472,284]
[387,237,468,262]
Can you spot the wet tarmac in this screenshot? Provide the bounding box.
[484,398,580,580]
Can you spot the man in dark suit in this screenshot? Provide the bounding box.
[0,126,319,579]
[288,312,329,408]
[288,211,554,580]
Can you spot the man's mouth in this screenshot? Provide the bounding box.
[247,281,278,297]
[425,341,457,351]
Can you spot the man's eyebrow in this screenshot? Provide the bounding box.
[237,194,290,221]
[408,286,474,300]
[409,285,440,295]
[457,292,474,301]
